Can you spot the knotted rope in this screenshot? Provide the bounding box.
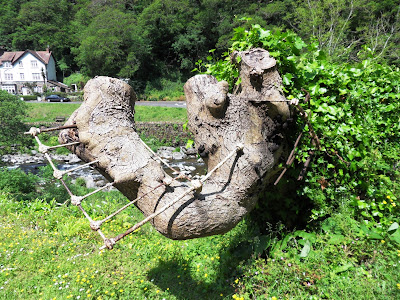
[25,125,243,250]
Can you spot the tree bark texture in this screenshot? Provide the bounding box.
[59,48,291,240]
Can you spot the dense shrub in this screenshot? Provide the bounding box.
[21,95,38,101]
[0,168,37,200]
[198,22,400,237]
[0,90,32,154]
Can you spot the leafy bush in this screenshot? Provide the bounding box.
[21,95,38,101]
[63,73,90,89]
[0,90,32,154]
[142,77,185,101]
[0,168,37,200]
[37,164,89,203]
[198,22,400,238]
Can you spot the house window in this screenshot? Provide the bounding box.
[18,61,23,68]
[31,60,38,68]
[2,86,15,94]
[34,86,43,93]
[5,73,13,80]
[3,61,11,68]
[32,73,41,80]
[20,73,25,80]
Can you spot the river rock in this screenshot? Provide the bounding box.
[172,151,187,160]
[182,146,197,156]
[84,175,97,189]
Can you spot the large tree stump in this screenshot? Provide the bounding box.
[59,48,291,239]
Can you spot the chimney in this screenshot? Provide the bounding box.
[46,45,50,52]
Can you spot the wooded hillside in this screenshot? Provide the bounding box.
[1,0,399,94]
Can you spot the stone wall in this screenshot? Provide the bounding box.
[136,122,191,147]
[27,121,192,147]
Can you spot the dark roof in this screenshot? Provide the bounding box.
[47,80,68,89]
[0,49,53,66]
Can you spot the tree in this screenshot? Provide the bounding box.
[59,49,292,241]
[11,0,79,77]
[74,7,138,77]
[0,0,28,49]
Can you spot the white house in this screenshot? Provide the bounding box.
[0,48,68,95]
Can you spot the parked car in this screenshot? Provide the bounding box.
[45,94,70,102]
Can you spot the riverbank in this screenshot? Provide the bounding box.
[1,146,204,190]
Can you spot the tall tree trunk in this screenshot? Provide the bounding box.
[59,48,291,239]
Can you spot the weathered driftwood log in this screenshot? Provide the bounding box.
[59,48,291,240]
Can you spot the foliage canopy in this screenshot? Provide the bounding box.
[0,0,398,93]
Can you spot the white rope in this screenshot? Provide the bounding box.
[53,160,99,179]
[26,125,245,251]
[99,144,244,250]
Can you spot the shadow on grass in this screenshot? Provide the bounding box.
[147,228,257,299]
[148,178,314,299]
[148,260,232,300]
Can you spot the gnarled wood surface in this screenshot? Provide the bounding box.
[59,48,291,239]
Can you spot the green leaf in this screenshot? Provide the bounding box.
[185,139,194,149]
[387,222,399,234]
[333,263,353,274]
[282,73,293,85]
[254,235,271,256]
[294,38,306,50]
[327,234,346,245]
[299,239,312,258]
[367,229,384,240]
[389,230,400,244]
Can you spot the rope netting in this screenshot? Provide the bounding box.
[24,125,243,250]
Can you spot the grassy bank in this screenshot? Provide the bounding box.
[0,190,399,299]
[24,103,188,123]
[24,103,81,123]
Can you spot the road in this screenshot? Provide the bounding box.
[27,100,187,108]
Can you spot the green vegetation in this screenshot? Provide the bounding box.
[0,190,399,299]
[63,73,90,90]
[200,22,400,239]
[1,1,398,97]
[0,168,37,201]
[23,103,187,123]
[24,103,81,123]
[143,78,186,101]
[0,90,32,154]
[135,106,187,123]
[1,2,400,298]
[20,95,37,101]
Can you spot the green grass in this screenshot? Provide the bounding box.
[24,103,81,123]
[134,106,187,122]
[24,103,187,123]
[0,190,399,300]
